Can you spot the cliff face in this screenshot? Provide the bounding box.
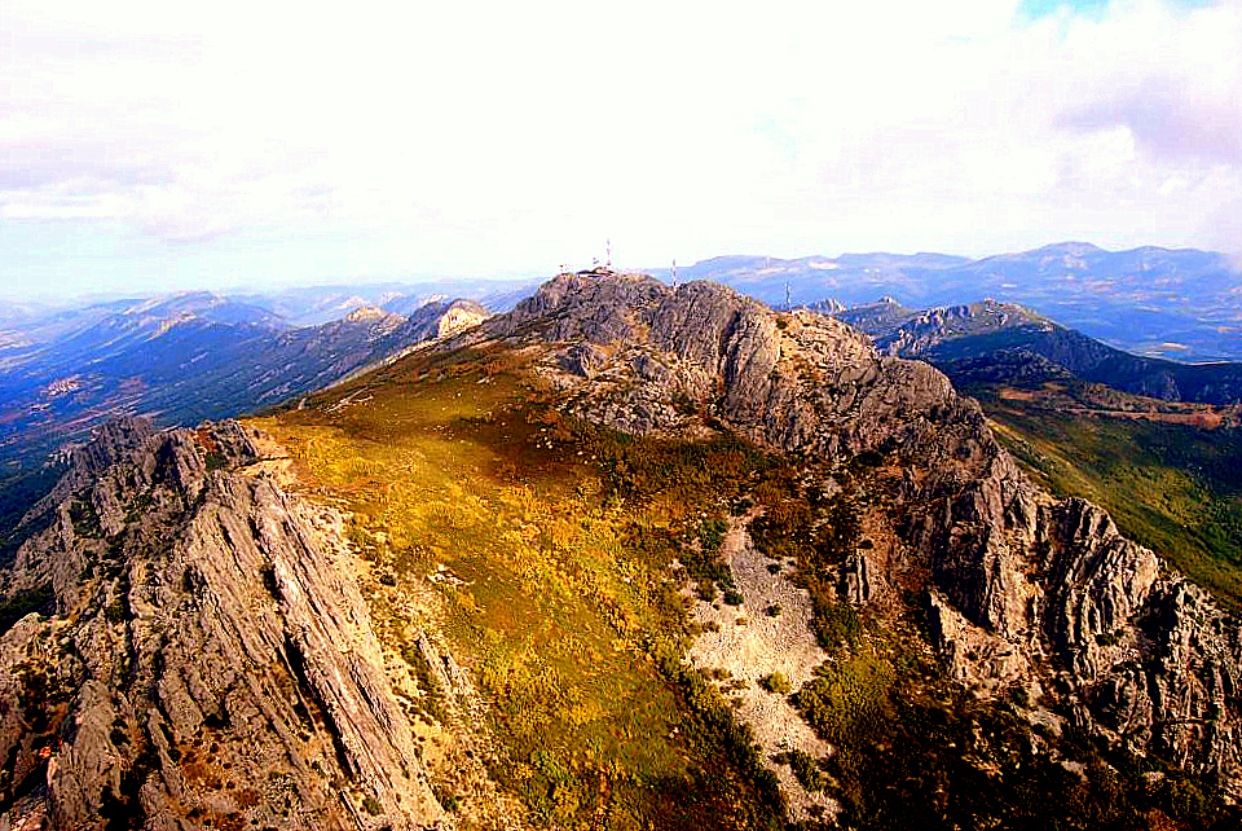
[0,418,445,830]
[485,270,1242,798]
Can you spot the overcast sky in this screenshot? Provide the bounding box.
[2,0,1239,298]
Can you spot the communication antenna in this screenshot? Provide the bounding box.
[606,238,612,268]
[671,259,678,288]
[784,281,791,310]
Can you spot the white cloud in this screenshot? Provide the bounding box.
[1,0,1241,286]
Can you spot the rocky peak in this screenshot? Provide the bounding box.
[344,305,395,324]
[804,297,846,314]
[477,269,1242,799]
[0,420,446,830]
[486,271,960,457]
[430,299,488,339]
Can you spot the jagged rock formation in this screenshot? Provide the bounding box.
[405,299,489,342]
[0,418,446,830]
[485,272,961,457]
[478,270,1242,798]
[323,300,490,392]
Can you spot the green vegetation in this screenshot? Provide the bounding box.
[684,514,737,601]
[983,398,1242,609]
[360,795,383,816]
[794,651,893,747]
[0,465,63,561]
[746,452,1239,829]
[758,672,790,695]
[254,345,783,829]
[68,497,102,538]
[776,749,826,792]
[787,609,1234,829]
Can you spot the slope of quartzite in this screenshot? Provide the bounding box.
[253,345,791,830]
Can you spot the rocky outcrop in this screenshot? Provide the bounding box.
[480,270,1242,799]
[5,269,1237,826]
[485,271,967,458]
[425,299,489,341]
[0,418,446,830]
[915,428,1242,796]
[327,300,491,392]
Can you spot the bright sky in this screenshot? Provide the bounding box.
[1,0,1239,298]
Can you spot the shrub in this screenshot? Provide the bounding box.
[794,653,893,746]
[698,516,728,553]
[781,748,827,792]
[760,672,792,695]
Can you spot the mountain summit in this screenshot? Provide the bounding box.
[0,270,1238,829]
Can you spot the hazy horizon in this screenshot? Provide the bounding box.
[4,0,1241,299]
[3,236,1235,307]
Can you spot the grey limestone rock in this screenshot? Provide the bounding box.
[0,420,447,830]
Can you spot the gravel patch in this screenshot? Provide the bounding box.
[687,516,838,823]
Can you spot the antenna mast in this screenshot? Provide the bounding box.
[671,259,678,288]
[784,281,791,310]
[606,238,612,269]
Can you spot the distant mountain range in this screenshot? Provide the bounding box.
[0,291,490,493]
[230,278,536,326]
[3,240,1240,502]
[660,242,1242,361]
[835,298,1242,405]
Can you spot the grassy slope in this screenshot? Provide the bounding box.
[249,343,1237,830]
[977,392,1242,609]
[251,345,784,830]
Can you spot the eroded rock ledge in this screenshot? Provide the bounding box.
[0,417,446,830]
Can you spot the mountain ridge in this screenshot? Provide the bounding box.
[0,297,491,514]
[660,242,1242,361]
[835,297,1242,404]
[0,416,447,829]
[471,271,1242,800]
[1,269,1239,828]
